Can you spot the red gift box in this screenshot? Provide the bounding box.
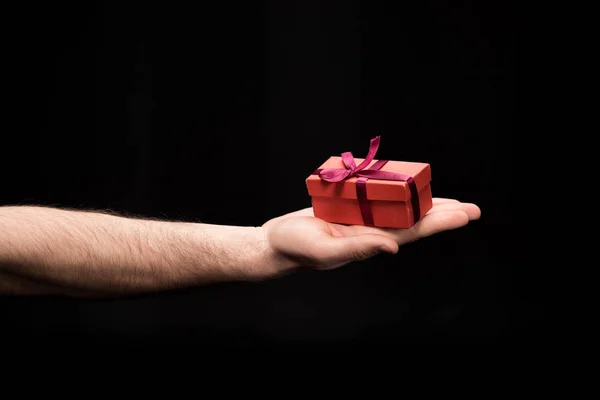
[305,136,433,229]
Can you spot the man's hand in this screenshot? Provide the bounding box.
[262,198,480,272]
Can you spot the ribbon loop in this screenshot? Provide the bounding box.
[318,168,353,182]
[341,152,357,170]
[353,136,380,172]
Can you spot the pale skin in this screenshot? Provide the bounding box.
[0,198,480,298]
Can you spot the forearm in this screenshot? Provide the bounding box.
[0,206,279,297]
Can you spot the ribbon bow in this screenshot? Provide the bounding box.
[313,136,421,226]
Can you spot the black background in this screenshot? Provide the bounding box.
[1,1,540,345]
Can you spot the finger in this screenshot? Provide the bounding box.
[427,202,481,220]
[399,210,470,244]
[433,198,460,205]
[331,201,479,239]
[331,223,403,241]
[315,233,399,266]
[338,210,470,246]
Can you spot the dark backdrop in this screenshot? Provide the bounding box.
[1,1,538,344]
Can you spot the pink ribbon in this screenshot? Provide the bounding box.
[312,136,421,226]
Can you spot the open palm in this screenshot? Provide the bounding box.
[263,198,481,271]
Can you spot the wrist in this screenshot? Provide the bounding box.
[249,226,299,280]
[185,223,295,282]
[256,225,305,278]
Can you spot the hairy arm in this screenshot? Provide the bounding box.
[0,206,278,297]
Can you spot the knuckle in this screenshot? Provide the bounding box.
[352,250,372,261]
[351,245,376,261]
[343,236,376,261]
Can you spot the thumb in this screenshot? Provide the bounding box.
[321,234,399,265]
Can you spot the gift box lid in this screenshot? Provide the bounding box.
[306,156,431,202]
